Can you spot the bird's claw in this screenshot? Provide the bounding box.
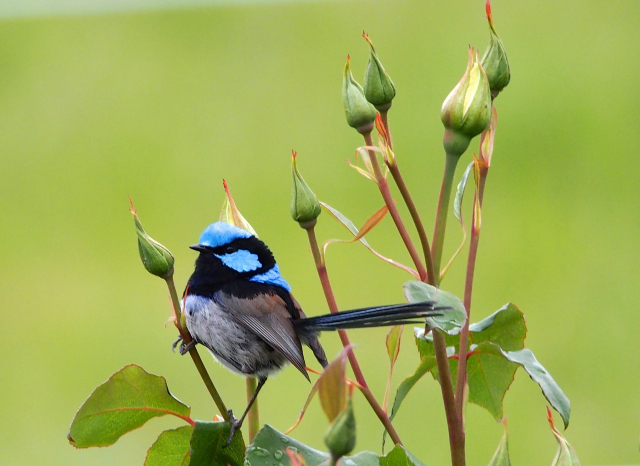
[171,336,196,355]
[224,410,241,448]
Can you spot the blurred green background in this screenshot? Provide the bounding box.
[1,0,639,464]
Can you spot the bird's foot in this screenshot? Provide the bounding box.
[171,336,196,355]
[224,409,242,448]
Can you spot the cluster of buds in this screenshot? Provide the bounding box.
[342,33,396,134]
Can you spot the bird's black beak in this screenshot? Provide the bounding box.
[189,244,208,252]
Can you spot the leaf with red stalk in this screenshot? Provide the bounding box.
[478,105,497,167]
[320,202,419,278]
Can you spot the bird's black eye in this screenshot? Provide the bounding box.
[225,246,235,254]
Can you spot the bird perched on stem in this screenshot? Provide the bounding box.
[175,222,445,445]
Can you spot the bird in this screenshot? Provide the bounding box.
[175,221,446,445]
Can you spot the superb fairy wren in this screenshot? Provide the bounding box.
[175,221,444,445]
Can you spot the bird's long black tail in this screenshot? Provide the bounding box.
[294,301,447,331]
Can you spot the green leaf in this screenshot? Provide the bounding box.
[189,421,244,466]
[547,407,580,465]
[469,303,527,350]
[68,364,191,448]
[487,421,511,466]
[145,426,192,466]
[502,350,571,428]
[248,425,380,465]
[412,303,568,425]
[379,445,425,466]
[403,281,466,332]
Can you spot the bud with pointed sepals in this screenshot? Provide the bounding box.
[441,47,492,157]
[324,397,356,460]
[290,151,321,228]
[363,32,396,111]
[130,198,174,279]
[342,55,377,134]
[481,0,510,98]
[219,179,258,237]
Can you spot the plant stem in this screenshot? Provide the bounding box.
[305,225,403,446]
[431,151,461,285]
[165,276,230,421]
[426,148,466,464]
[455,167,488,415]
[246,378,259,442]
[388,164,436,285]
[433,329,465,466]
[362,132,428,282]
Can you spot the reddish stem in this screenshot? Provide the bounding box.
[305,225,403,446]
[455,167,488,415]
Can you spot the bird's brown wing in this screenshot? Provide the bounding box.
[215,291,309,380]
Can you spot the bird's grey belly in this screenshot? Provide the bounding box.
[183,295,288,378]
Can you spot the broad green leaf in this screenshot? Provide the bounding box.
[145,426,192,466]
[189,421,244,466]
[383,356,437,448]
[412,304,567,423]
[466,343,571,426]
[379,445,425,466]
[503,350,571,428]
[321,202,419,278]
[68,364,191,448]
[440,161,474,281]
[248,425,380,465]
[487,420,511,466]
[403,281,466,332]
[469,303,527,351]
[467,342,519,420]
[547,407,580,465]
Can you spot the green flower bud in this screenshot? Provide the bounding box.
[130,200,174,279]
[291,151,321,228]
[362,32,396,111]
[342,55,377,134]
[441,47,492,157]
[481,0,510,98]
[324,398,356,460]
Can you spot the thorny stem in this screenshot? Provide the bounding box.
[362,132,428,282]
[431,151,461,285]
[455,167,488,415]
[305,225,403,446]
[165,276,230,421]
[246,378,259,443]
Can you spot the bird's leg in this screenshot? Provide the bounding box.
[171,336,197,355]
[224,377,267,447]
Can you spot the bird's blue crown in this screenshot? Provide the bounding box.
[197,221,291,291]
[198,222,253,248]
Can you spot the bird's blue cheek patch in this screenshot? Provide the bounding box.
[250,264,291,291]
[215,250,262,273]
